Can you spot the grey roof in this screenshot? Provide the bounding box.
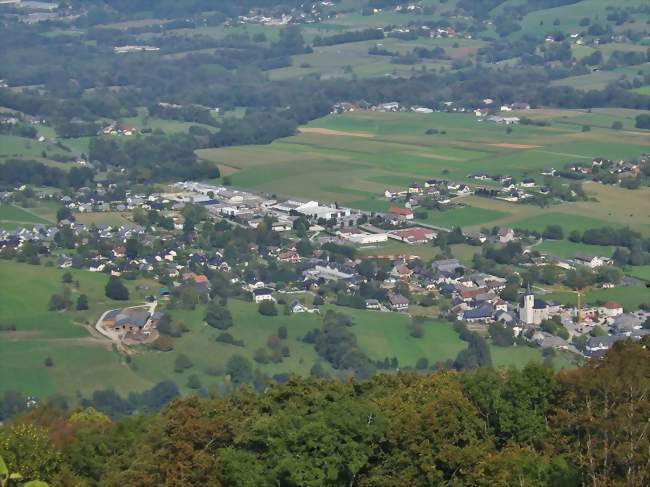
[253,287,273,296]
[575,252,596,261]
[613,314,642,332]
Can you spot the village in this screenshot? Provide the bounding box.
[1,174,648,360]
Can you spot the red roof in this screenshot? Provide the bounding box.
[389,207,413,216]
[390,227,434,243]
[604,301,622,309]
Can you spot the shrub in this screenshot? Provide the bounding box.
[152,336,174,352]
[258,300,278,316]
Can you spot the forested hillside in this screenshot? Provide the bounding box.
[1,341,648,486]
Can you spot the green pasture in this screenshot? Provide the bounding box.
[420,206,510,229]
[0,204,52,225]
[536,239,614,260]
[545,285,649,311]
[200,111,649,234]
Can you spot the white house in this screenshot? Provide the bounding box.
[253,287,275,303]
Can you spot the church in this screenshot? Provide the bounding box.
[519,284,551,325]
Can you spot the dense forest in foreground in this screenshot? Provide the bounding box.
[0,341,648,486]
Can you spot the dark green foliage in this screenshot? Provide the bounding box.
[204,303,233,330]
[226,354,253,385]
[75,294,89,311]
[489,323,515,346]
[257,300,277,316]
[105,277,129,301]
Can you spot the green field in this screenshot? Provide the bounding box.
[199,111,650,234]
[545,285,649,311]
[536,239,614,260]
[1,260,570,402]
[0,261,160,398]
[0,204,52,226]
[624,266,650,281]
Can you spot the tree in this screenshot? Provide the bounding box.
[174,354,193,373]
[634,114,650,129]
[105,277,129,301]
[204,303,233,330]
[489,323,515,346]
[44,357,54,367]
[226,354,253,385]
[152,335,174,352]
[187,374,201,390]
[542,224,563,240]
[416,357,429,370]
[258,300,278,316]
[76,294,88,311]
[278,326,288,339]
[62,271,73,283]
[611,121,623,130]
[48,293,68,311]
[0,423,61,484]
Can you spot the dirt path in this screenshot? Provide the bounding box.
[299,127,375,138]
[490,143,542,149]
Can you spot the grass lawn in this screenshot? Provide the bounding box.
[357,239,443,260]
[536,239,614,260]
[0,204,52,225]
[624,266,650,281]
[545,285,649,312]
[0,261,161,398]
[419,206,510,230]
[75,212,133,227]
[200,112,649,237]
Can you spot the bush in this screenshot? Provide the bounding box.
[105,277,129,301]
[408,318,425,338]
[226,354,253,384]
[152,336,174,352]
[254,348,270,364]
[215,332,244,347]
[187,374,201,389]
[48,293,69,311]
[204,303,233,330]
[416,357,429,370]
[542,224,563,240]
[44,356,54,367]
[76,294,89,310]
[278,326,288,339]
[174,354,193,373]
[258,300,278,316]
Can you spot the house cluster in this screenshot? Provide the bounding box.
[113,45,161,53]
[383,178,471,210]
[563,156,645,183]
[173,182,361,230]
[100,123,138,136]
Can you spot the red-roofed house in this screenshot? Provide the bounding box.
[389,207,414,220]
[388,227,435,244]
[600,301,623,318]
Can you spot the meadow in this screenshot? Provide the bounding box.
[199,110,650,234]
[545,284,649,312]
[0,259,561,402]
[0,261,160,398]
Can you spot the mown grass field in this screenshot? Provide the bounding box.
[536,239,614,260]
[545,285,649,311]
[200,110,650,234]
[0,261,160,398]
[1,260,565,401]
[0,204,52,226]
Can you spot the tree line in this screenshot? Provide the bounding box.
[0,342,648,486]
